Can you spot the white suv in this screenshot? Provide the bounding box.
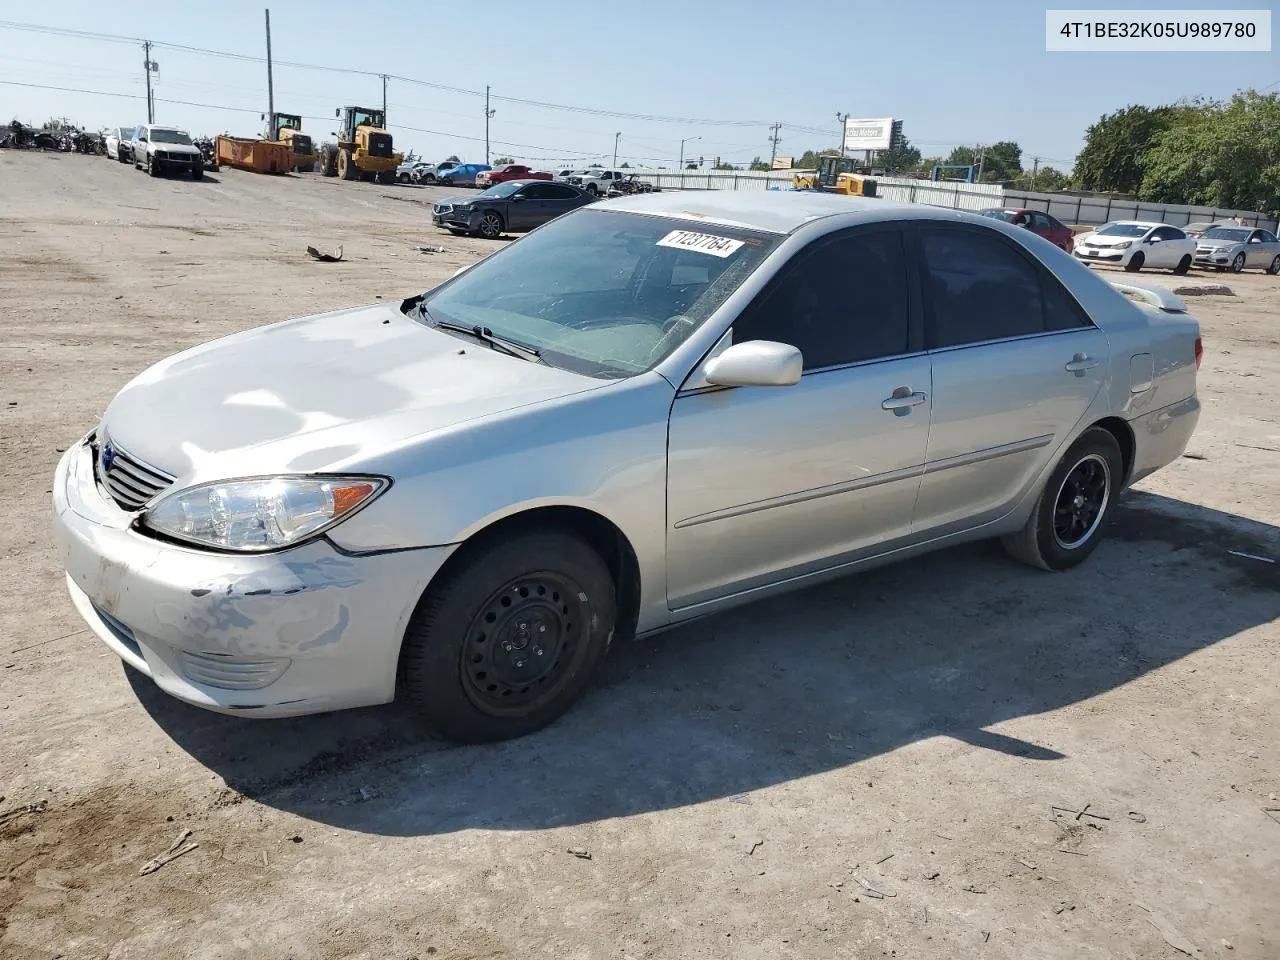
[568,169,624,195]
[132,125,204,180]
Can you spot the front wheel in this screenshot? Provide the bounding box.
[1231,253,1245,273]
[147,157,160,177]
[1173,254,1191,275]
[398,530,617,743]
[1002,427,1123,571]
[475,210,504,239]
[191,165,203,180]
[1123,251,1144,272]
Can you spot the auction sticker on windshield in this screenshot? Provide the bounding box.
[657,230,745,258]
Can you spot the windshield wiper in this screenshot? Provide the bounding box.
[426,312,543,363]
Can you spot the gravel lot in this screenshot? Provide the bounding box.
[1,150,1278,960]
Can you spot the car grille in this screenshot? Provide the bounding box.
[366,132,393,158]
[95,436,175,511]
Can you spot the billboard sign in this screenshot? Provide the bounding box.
[771,156,793,170]
[842,117,895,152]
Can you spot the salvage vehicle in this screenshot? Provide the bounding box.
[53,193,1201,743]
[978,208,1074,252]
[105,126,134,163]
[437,162,492,187]
[266,112,317,173]
[1192,225,1280,274]
[1073,221,1195,274]
[568,168,624,195]
[132,124,205,179]
[432,179,593,238]
[475,164,554,188]
[607,174,659,197]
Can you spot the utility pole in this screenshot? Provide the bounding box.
[679,135,700,172]
[264,9,274,135]
[975,143,986,181]
[1031,155,1040,190]
[613,131,621,169]
[142,40,155,124]
[381,74,388,123]
[484,86,495,165]
[836,112,849,158]
[768,122,782,169]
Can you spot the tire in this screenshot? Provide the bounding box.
[191,165,203,181]
[1002,427,1123,572]
[1269,255,1280,276]
[377,170,395,185]
[319,145,337,177]
[1173,254,1191,275]
[1230,253,1245,273]
[338,148,357,181]
[116,147,127,163]
[586,183,598,196]
[398,529,617,743]
[1123,251,1144,272]
[476,210,504,239]
[148,156,160,178]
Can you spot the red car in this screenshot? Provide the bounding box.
[979,207,1075,252]
[475,164,553,188]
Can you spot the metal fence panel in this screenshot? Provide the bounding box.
[1002,189,1278,231]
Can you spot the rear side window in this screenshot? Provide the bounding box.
[920,226,1090,348]
[734,227,911,370]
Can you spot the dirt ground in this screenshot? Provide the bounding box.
[1,150,1277,960]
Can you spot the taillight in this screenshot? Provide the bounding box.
[1194,336,1203,370]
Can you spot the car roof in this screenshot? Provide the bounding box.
[1109,220,1167,228]
[602,190,933,234]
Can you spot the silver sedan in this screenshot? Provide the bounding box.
[53,193,1203,742]
[1192,225,1280,274]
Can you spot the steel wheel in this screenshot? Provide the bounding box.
[460,571,591,717]
[1052,453,1111,550]
[477,211,503,239]
[1231,253,1245,273]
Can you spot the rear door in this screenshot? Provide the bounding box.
[665,225,931,608]
[910,222,1109,537]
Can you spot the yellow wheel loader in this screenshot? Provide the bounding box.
[267,112,318,173]
[318,106,402,184]
[792,155,878,197]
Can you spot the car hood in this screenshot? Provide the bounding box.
[1194,237,1244,250]
[101,302,604,481]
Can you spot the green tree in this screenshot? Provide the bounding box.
[492,156,514,165]
[1073,104,1180,194]
[1140,91,1280,213]
[713,159,737,170]
[445,154,460,163]
[1031,166,1071,191]
[620,161,630,168]
[795,147,842,169]
[874,138,922,174]
[749,156,772,171]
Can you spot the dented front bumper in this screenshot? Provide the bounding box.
[51,440,455,717]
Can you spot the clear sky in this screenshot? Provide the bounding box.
[1,1,1274,172]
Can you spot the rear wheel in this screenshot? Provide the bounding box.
[1123,251,1144,272]
[476,210,504,239]
[1269,255,1280,276]
[1002,427,1123,571]
[1173,254,1191,275]
[1231,253,1245,273]
[398,530,616,743]
[319,145,337,177]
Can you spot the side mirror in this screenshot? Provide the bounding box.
[1146,237,1160,243]
[704,340,802,388]
[334,108,341,118]
[510,194,525,201]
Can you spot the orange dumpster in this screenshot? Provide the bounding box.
[215,136,292,174]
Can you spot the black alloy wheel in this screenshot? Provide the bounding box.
[1051,453,1110,550]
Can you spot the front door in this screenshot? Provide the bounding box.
[666,225,931,609]
[909,223,1109,536]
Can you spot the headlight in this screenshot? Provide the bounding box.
[142,475,387,552]
[1115,241,1132,249]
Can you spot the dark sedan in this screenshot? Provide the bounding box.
[432,180,594,239]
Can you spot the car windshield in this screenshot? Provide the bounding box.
[478,182,524,198]
[980,209,1016,222]
[150,129,192,145]
[1201,227,1251,241]
[419,209,781,378]
[1097,223,1150,237]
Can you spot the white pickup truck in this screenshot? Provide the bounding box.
[567,169,624,196]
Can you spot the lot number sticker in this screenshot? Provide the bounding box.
[657,230,744,258]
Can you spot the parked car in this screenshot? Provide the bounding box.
[607,174,659,197]
[131,124,204,179]
[1184,220,1231,239]
[54,192,1202,743]
[411,163,438,184]
[432,179,594,238]
[1073,221,1196,273]
[555,168,588,181]
[978,208,1074,251]
[568,168,624,195]
[435,160,461,178]
[438,162,492,187]
[476,164,554,188]
[396,161,433,183]
[105,126,134,163]
[1192,225,1280,274]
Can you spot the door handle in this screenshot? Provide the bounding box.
[1065,352,1099,376]
[881,387,928,412]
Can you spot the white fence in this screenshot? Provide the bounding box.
[628,168,1004,212]
[1001,188,1279,231]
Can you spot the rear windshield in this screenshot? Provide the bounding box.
[1201,227,1251,241]
[419,209,781,378]
[1097,223,1149,237]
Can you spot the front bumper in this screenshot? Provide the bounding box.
[52,439,455,717]
[433,208,478,232]
[1075,248,1125,263]
[152,152,202,172]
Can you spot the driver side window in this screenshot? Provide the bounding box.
[733,228,911,371]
